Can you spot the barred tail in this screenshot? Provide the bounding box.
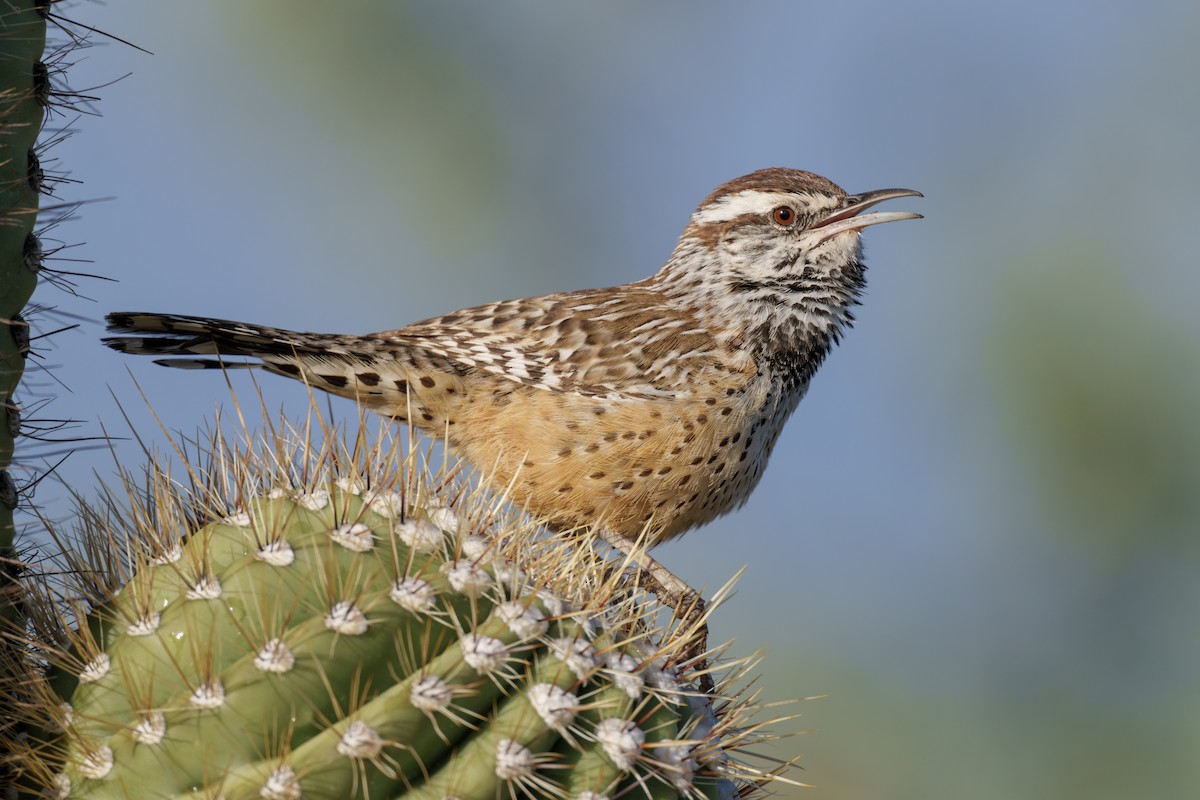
[103,312,330,369]
[102,313,425,418]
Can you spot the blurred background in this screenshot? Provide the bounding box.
[20,2,1200,798]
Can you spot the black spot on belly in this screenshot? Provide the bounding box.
[320,374,347,388]
[357,372,381,386]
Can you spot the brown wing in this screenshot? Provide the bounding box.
[386,284,755,400]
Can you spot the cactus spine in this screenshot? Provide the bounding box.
[1,2,48,791]
[8,405,797,799]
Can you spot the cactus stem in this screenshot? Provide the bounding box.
[4,387,803,798]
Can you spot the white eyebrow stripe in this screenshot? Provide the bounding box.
[691,189,841,224]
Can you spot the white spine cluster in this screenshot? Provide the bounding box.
[189,680,226,710]
[391,576,437,613]
[331,521,375,552]
[77,746,114,779]
[529,683,579,730]
[296,488,330,510]
[132,712,167,745]
[186,574,222,600]
[410,674,455,713]
[325,601,370,635]
[460,633,510,674]
[494,738,537,781]
[261,765,302,800]
[256,538,296,566]
[254,638,297,673]
[78,654,110,684]
[337,720,385,760]
[34,468,768,800]
[595,718,646,772]
[442,559,492,596]
[125,612,161,637]
[397,519,445,552]
[498,600,549,639]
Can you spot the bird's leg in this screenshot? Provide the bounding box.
[594,528,714,695]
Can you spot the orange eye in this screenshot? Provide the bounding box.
[771,206,796,226]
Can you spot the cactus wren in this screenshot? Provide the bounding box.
[104,168,920,671]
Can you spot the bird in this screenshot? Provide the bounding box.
[104,168,921,675]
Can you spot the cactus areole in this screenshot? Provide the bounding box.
[11,415,794,799]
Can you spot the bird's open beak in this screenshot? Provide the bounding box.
[812,187,923,242]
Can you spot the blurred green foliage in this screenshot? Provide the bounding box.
[995,244,1200,560]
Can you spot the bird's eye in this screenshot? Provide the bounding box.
[771,206,796,226]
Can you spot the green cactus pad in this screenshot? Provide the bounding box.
[9,410,799,799]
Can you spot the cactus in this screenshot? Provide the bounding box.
[1,3,50,792]
[6,401,798,799]
[1,0,46,651]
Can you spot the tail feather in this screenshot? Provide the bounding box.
[151,358,260,370]
[103,312,329,364]
[104,311,458,424]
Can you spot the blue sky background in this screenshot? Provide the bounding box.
[21,2,1200,798]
